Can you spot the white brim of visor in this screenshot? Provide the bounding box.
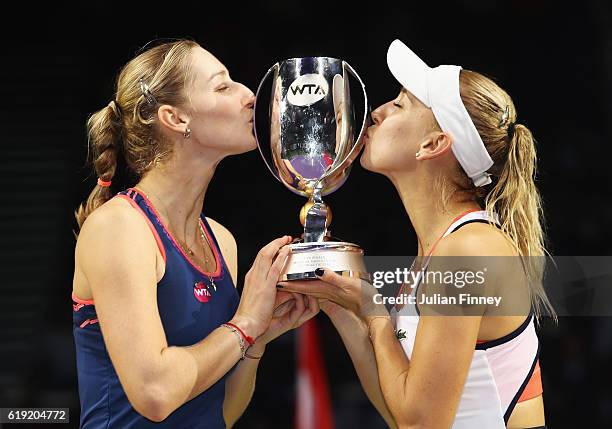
[386,39,494,187]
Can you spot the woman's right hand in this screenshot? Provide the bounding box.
[230,236,292,339]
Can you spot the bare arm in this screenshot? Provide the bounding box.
[368,314,480,428]
[78,203,290,422]
[282,235,489,429]
[206,217,262,427]
[321,301,398,429]
[367,238,488,428]
[192,218,319,427]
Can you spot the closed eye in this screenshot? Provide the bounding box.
[393,101,402,108]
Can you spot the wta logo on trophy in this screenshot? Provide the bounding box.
[287,74,329,106]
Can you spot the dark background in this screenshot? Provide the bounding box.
[1,1,611,427]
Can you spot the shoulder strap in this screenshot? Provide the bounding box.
[114,190,167,264]
[450,218,494,234]
[443,210,499,238]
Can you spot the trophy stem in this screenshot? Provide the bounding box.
[302,190,332,243]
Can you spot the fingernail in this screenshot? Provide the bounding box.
[315,268,325,277]
[276,283,284,289]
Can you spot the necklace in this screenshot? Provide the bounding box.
[178,225,217,291]
[133,186,217,288]
[176,221,213,266]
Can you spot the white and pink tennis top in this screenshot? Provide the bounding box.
[390,210,542,429]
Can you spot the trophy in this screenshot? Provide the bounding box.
[254,57,370,281]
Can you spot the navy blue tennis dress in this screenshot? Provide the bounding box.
[72,187,239,428]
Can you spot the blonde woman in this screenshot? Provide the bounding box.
[284,40,554,429]
[72,40,318,428]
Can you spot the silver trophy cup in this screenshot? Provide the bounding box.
[254,57,370,281]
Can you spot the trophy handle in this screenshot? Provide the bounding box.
[253,63,282,183]
[318,61,371,188]
[343,61,370,157]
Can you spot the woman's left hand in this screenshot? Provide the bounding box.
[249,291,319,355]
[278,268,382,321]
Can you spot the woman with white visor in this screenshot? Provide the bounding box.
[283,39,555,429]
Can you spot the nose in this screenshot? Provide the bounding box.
[241,84,255,109]
[371,105,383,125]
[365,106,375,127]
[244,94,255,109]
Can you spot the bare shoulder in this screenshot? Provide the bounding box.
[433,222,517,257]
[77,197,150,251]
[429,222,520,292]
[75,197,159,275]
[426,223,532,342]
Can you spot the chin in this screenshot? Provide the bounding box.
[245,134,257,151]
[359,153,370,170]
[359,148,376,172]
[231,135,258,155]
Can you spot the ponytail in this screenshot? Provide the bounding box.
[484,123,555,320]
[74,39,199,232]
[74,101,121,230]
[458,70,556,320]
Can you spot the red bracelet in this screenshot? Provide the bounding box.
[225,322,255,346]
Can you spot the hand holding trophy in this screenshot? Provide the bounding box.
[254,57,371,283]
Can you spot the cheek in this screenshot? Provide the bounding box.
[364,122,417,172]
[200,97,236,123]
[193,96,255,152]
[194,98,238,134]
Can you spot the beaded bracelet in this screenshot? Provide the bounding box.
[221,323,247,360]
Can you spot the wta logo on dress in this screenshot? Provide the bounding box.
[287,74,328,106]
[193,281,211,303]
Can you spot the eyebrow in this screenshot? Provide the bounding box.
[208,69,228,82]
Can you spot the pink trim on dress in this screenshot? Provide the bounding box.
[115,194,167,264]
[72,291,94,306]
[71,191,170,307]
[79,318,99,328]
[129,187,222,278]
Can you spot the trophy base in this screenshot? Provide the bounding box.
[280,241,370,282]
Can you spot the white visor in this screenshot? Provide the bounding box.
[387,39,494,186]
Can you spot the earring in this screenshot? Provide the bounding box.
[184,127,191,139]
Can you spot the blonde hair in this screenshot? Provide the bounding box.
[446,70,555,320]
[75,39,200,230]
